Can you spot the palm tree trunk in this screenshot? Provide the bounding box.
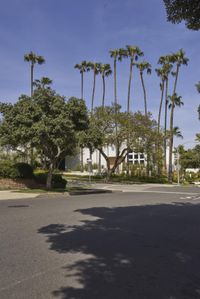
[164,77,169,171]
[158,80,165,133]
[168,104,175,182]
[127,58,133,176]
[168,65,179,182]
[91,71,96,112]
[140,71,149,175]
[31,63,34,96]
[102,75,105,107]
[81,72,83,100]
[157,80,165,176]
[114,59,117,105]
[140,71,147,116]
[30,62,34,166]
[127,58,133,113]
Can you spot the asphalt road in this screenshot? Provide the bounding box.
[1,188,200,299]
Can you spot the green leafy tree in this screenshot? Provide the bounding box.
[0,88,88,189]
[24,52,45,96]
[82,105,158,180]
[163,0,200,30]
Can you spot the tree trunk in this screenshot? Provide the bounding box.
[31,63,34,96]
[46,163,54,190]
[168,65,179,182]
[98,153,101,174]
[91,71,96,112]
[126,59,133,175]
[168,103,175,182]
[80,147,84,172]
[140,71,147,116]
[157,80,165,176]
[140,71,149,175]
[81,72,84,100]
[114,59,117,105]
[158,80,165,133]
[164,77,169,171]
[127,58,133,113]
[102,75,105,107]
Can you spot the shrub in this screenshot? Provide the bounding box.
[34,172,67,189]
[13,163,34,179]
[0,160,20,179]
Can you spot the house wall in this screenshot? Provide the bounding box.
[65,145,175,173]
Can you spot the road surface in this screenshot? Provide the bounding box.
[1,187,200,298]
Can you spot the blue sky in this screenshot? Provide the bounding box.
[0,0,199,147]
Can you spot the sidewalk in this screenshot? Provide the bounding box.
[0,190,39,201]
[88,183,200,195]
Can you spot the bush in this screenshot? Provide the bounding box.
[0,160,20,179]
[34,172,67,189]
[0,161,34,179]
[13,163,34,179]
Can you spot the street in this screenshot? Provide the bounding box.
[1,187,200,298]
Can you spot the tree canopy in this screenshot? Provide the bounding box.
[80,105,159,179]
[163,0,200,30]
[0,85,88,188]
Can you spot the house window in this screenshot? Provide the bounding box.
[134,154,138,159]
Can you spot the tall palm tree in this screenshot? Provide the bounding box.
[155,67,167,133]
[99,63,112,107]
[24,52,45,96]
[125,45,144,113]
[33,77,52,89]
[109,49,122,106]
[74,61,90,100]
[168,49,188,182]
[135,61,151,116]
[168,93,184,180]
[88,62,101,112]
[158,55,173,170]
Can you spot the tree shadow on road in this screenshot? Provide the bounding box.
[38,202,200,299]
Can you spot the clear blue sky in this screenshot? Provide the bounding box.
[0,0,199,147]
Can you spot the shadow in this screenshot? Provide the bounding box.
[38,202,200,299]
[8,205,29,208]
